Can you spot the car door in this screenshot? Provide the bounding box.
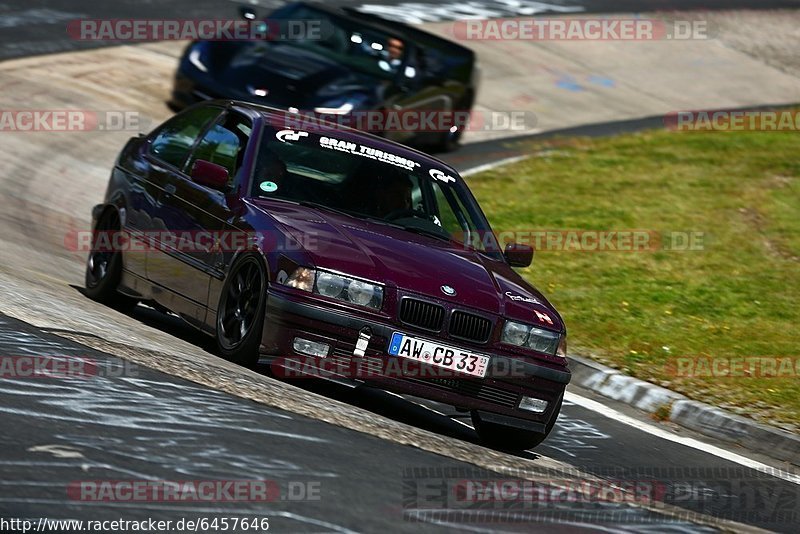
[147,109,254,325]
[142,106,224,313]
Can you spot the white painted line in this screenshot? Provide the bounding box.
[565,391,800,486]
[460,155,529,177]
[27,444,84,459]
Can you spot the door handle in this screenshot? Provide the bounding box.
[162,183,176,199]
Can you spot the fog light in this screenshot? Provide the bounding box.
[292,337,329,358]
[519,396,549,413]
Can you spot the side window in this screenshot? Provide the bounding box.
[149,107,222,168]
[187,112,252,187]
[431,182,479,246]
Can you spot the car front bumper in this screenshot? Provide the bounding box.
[260,289,570,432]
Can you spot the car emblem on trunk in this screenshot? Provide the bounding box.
[441,285,456,296]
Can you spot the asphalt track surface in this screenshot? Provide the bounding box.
[3,0,800,60]
[1,1,800,533]
[0,313,722,532]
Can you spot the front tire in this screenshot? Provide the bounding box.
[472,397,563,451]
[216,254,267,368]
[84,209,138,312]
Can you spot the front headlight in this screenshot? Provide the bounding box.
[316,271,347,298]
[502,321,529,346]
[501,320,561,356]
[284,268,383,310]
[315,271,383,309]
[346,279,377,307]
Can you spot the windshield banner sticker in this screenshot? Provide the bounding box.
[319,136,419,171]
[429,168,456,183]
[276,129,309,143]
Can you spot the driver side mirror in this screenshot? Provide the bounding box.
[504,242,534,268]
[191,160,229,191]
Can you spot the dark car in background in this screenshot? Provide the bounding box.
[170,2,477,151]
[85,100,568,450]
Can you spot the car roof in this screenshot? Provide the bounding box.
[217,99,460,174]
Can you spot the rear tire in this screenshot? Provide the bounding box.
[472,397,563,451]
[215,254,267,368]
[84,209,139,312]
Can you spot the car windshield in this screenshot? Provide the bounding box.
[249,126,501,258]
[264,5,406,80]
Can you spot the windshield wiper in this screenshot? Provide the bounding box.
[395,224,453,243]
[298,201,358,219]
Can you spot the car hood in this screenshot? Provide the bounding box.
[250,200,564,332]
[208,42,374,107]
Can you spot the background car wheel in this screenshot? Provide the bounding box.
[472,397,563,451]
[433,125,464,153]
[84,209,138,312]
[432,94,472,152]
[216,254,267,368]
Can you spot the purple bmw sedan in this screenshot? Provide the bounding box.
[85,100,569,450]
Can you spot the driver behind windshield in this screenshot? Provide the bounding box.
[373,172,412,218]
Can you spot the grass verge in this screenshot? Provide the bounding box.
[467,128,800,432]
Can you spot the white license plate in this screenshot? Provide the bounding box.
[388,332,490,378]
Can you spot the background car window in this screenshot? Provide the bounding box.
[149,107,221,168]
[187,113,252,187]
[271,5,401,80]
